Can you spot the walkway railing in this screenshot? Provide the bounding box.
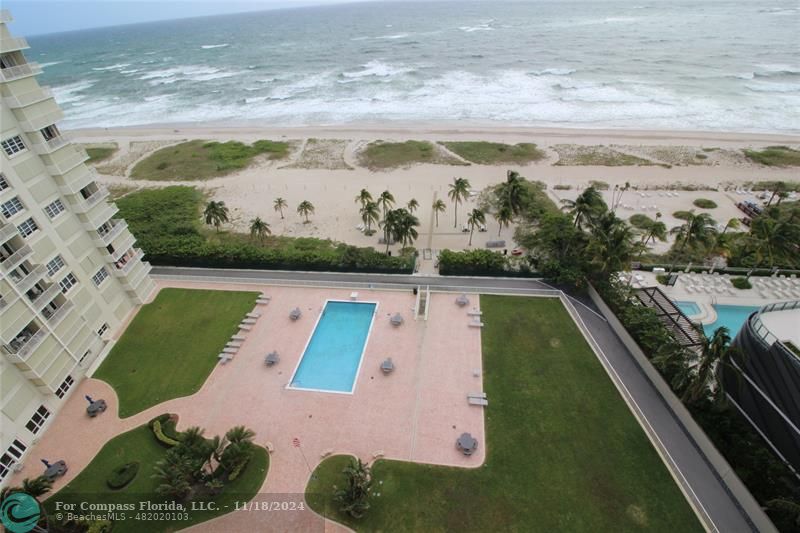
[750,300,800,347]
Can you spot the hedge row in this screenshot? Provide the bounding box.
[437,249,539,277]
[107,462,139,490]
[635,263,800,277]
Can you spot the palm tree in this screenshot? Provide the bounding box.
[560,186,606,229]
[668,210,717,272]
[448,177,471,228]
[586,211,641,277]
[503,170,525,216]
[355,188,372,207]
[494,205,513,237]
[432,199,446,227]
[466,208,486,246]
[377,191,395,242]
[203,200,229,232]
[746,214,795,271]
[21,476,53,498]
[360,200,380,234]
[249,217,271,242]
[407,198,419,213]
[380,209,401,254]
[682,327,741,405]
[273,197,288,219]
[391,209,420,248]
[297,200,314,223]
[225,425,256,445]
[640,213,667,246]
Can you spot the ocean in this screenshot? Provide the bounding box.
[25,0,800,133]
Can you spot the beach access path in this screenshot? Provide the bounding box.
[152,265,760,532]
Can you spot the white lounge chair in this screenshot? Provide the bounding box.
[468,397,489,406]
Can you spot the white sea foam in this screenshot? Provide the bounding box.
[201,43,230,49]
[341,60,414,80]
[530,68,577,76]
[52,80,95,105]
[39,61,63,68]
[138,65,242,85]
[376,33,409,40]
[91,63,130,71]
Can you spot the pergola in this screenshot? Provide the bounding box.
[634,286,706,349]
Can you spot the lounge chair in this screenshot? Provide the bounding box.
[246,312,261,318]
[223,347,238,354]
[239,324,252,331]
[468,320,484,328]
[468,392,487,399]
[468,397,489,406]
[231,334,247,341]
[242,318,258,324]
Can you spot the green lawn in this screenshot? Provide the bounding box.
[357,140,467,170]
[44,424,268,533]
[130,139,291,180]
[94,288,258,417]
[440,141,546,165]
[307,296,701,532]
[85,146,117,163]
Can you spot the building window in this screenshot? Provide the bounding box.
[16,217,38,238]
[46,255,65,276]
[0,173,8,191]
[25,406,50,434]
[44,199,65,219]
[55,375,74,399]
[1,135,26,157]
[1,196,24,218]
[0,440,27,482]
[97,323,109,337]
[59,272,78,294]
[92,267,109,287]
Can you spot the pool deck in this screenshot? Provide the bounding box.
[11,280,485,532]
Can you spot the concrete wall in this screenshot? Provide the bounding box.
[587,284,776,533]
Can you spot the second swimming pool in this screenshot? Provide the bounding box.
[288,300,377,393]
[703,304,760,338]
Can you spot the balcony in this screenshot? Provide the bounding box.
[4,87,53,109]
[106,234,136,261]
[29,283,61,309]
[123,261,151,291]
[3,328,47,363]
[45,148,89,176]
[44,300,74,328]
[13,264,46,293]
[32,133,70,155]
[114,249,144,276]
[85,202,119,230]
[0,243,33,272]
[0,62,42,82]
[0,36,29,53]
[19,108,64,133]
[95,220,127,247]
[0,222,18,243]
[72,186,109,213]
[59,168,97,196]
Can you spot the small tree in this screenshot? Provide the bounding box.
[297,200,315,223]
[334,458,372,519]
[466,208,486,246]
[203,200,229,232]
[432,199,446,227]
[273,197,288,219]
[249,217,271,242]
[406,198,419,213]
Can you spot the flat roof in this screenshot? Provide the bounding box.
[759,308,800,350]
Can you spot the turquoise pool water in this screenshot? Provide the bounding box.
[289,301,377,393]
[703,305,760,338]
[675,301,701,317]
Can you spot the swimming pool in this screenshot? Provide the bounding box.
[703,305,760,338]
[674,301,701,317]
[288,300,377,393]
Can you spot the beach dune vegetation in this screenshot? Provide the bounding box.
[357,140,467,169]
[130,139,290,180]
[743,146,800,167]
[440,141,546,165]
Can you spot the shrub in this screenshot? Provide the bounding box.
[693,198,717,209]
[589,180,610,191]
[629,214,654,229]
[438,249,508,276]
[106,462,139,489]
[673,210,693,220]
[553,184,572,190]
[153,420,180,447]
[731,277,752,289]
[656,274,669,285]
[743,146,800,167]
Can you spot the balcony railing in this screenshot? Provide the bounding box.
[45,301,74,327]
[124,261,151,290]
[0,63,42,82]
[14,264,47,293]
[59,167,97,197]
[30,283,61,309]
[85,202,119,230]
[0,222,18,243]
[4,329,47,362]
[0,243,33,272]
[0,36,29,53]
[45,148,89,176]
[72,186,109,213]
[96,220,127,247]
[115,249,144,276]
[19,108,64,133]
[32,134,70,155]
[4,87,53,109]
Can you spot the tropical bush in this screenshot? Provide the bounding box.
[107,462,139,490]
[693,198,718,209]
[673,210,693,220]
[152,420,180,447]
[731,277,752,290]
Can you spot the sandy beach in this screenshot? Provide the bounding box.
[71,124,800,269]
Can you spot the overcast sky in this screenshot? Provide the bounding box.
[4,0,359,36]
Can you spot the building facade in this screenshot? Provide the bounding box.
[0,10,155,486]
